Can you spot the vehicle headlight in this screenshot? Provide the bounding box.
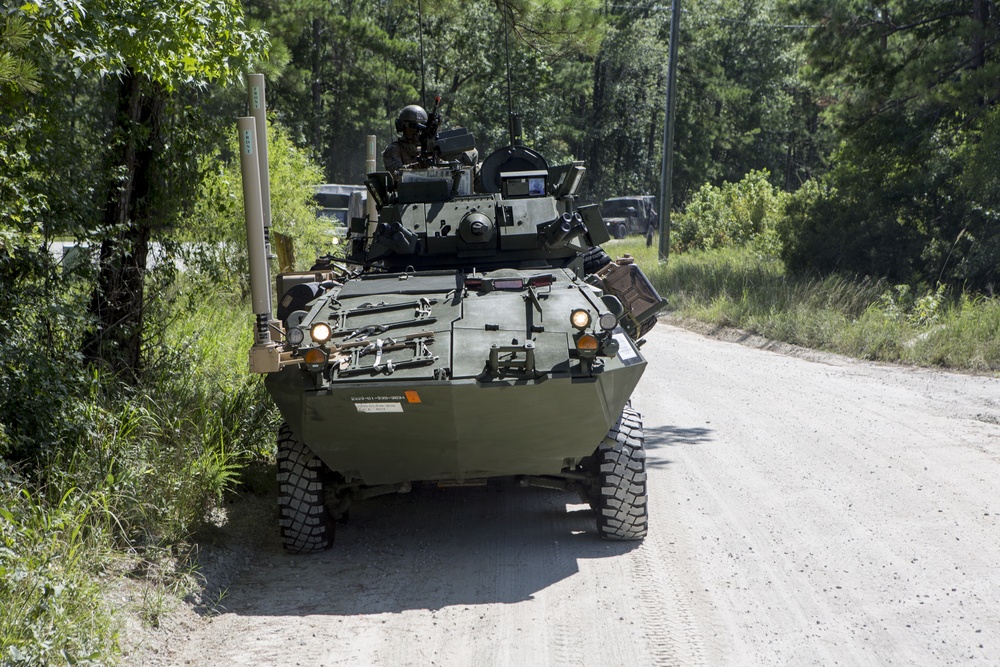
[570,309,591,330]
[303,347,328,371]
[287,327,305,347]
[310,322,333,344]
[598,312,618,331]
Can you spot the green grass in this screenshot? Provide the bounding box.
[609,238,1000,374]
[1,288,278,665]
[1,483,117,665]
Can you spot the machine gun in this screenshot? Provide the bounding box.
[418,95,442,163]
[410,96,476,171]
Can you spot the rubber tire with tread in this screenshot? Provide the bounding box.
[277,423,334,553]
[595,405,648,540]
[581,246,613,275]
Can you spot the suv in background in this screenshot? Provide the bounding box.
[601,195,657,238]
[313,184,367,226]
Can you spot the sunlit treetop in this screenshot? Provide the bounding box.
[16,0,268,90]
[407,0,606,60]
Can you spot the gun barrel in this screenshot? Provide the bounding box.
[543,213,574,249]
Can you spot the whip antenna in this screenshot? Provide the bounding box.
[502,2,516,144]
[418,0,427,105]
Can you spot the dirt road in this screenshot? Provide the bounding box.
[128,324,1000,666]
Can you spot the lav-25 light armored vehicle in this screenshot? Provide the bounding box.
[239,91,665,553]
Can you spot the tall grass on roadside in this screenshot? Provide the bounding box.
[48,292,276,547]
[2,287,278,665]
[866,289,1000,371]
[1,477,117,666]
[606,240,1000,373]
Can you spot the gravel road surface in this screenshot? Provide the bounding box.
[127,323,1000,666]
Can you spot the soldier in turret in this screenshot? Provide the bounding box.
[383,105,428,181]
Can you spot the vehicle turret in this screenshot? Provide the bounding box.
[240,78,665,553]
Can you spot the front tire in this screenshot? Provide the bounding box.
[277,423,334,553]
[595,405,648,540]
[581,246,613,275]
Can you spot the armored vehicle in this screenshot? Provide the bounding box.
[602,195,658,238]
[239,99,666,553]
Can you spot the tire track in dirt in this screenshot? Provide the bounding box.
[632,530,708,666]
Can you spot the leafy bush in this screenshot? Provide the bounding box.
[0,240,98,467]
[870,283,948,327]
[1,117,106,467]
[0,336,96,465]
[774,177,900,280]
[776,113,1000,292]
[180,119,333,292]
[951,107,1000,290]
[671,169,786,256]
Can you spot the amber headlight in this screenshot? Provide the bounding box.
[570,309,591,330]
[303,347,328,372]
[576,333,599,351]
[310,322,333,344]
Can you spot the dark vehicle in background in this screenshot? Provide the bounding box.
[602,195,657,238]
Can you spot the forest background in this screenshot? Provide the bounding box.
[1,1,998,664]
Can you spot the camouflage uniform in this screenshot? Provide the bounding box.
[383,138,422,181]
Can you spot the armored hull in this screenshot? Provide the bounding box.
[241,109,665,551]
[267,267,646,486]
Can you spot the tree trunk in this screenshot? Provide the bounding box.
[972,0,989,69]
[312,18,323,153]
[82,70,164,380]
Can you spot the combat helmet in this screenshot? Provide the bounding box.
[395,104,429,132]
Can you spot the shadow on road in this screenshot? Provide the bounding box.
[189,479,642,618]
[645,423,714,448]
[642,423,715,470]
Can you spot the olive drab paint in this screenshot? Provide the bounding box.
[239,73,665,549]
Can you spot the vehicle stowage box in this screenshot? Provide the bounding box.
[597,261,668,332]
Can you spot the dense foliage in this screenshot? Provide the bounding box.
[671,169,786,255]
[2,0,999,662]
[777,1,1000,290]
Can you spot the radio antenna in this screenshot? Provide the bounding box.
[418,0,427,106]
[502,2,515,145]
